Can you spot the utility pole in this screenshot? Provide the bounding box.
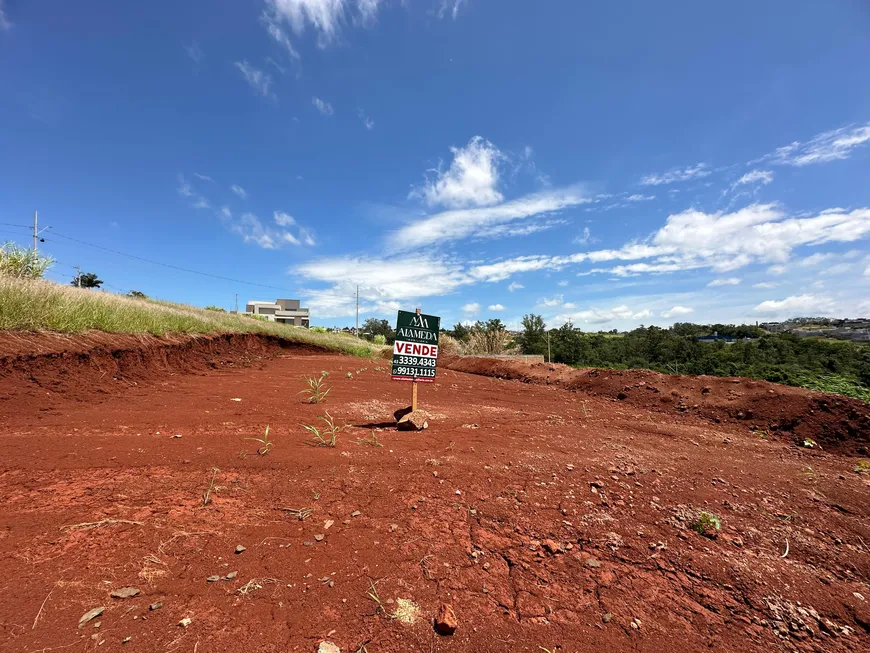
[355,284,359,338]
[33,211,38,251]
[235,293,238,313]
[75,266,81,288]
[547,329,551,364]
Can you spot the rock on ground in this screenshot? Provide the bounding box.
[317,642,341,653]
[434,602,457,635]
[110,587,140,599]
[398,410,430,431]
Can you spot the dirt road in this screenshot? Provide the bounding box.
[0,342,868,652]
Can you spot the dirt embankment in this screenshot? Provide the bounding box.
[445,356,870,456]
[0,331,322,402]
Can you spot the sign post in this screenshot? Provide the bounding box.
[391,308,440,412]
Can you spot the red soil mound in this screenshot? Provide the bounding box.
[445,356,870,456]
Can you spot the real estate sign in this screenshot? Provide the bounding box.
[391,310,441,383]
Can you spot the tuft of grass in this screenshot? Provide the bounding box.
[299,372,331,404]
[1,243,54,279]
[354,431,383,448]
[241,425,274,456]
[855,461,870,474]
[690,510,721,538]
[0,276,385,358]
[303,411,342,447]
[202,467,219,506]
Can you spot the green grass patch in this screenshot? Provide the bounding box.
[0,277,383,358]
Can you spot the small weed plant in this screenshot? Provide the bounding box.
[242,425,274,456]
[355,431,384,447]
[304,411,342,447]
[299,371,331,404]
[855,461,870,474]
[202,467,219,506]
[690,510,721,538]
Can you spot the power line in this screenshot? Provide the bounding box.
[42,230,298,293]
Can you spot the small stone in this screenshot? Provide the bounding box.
[93,622,101,628]
[455,490,462,496]
[630,621,639,630]
[603,612,613,623]
[110,587,140,599]
[318,642,341,653]
[543,539,562,554]
[148,602,162,611]
[172,434,182,438]
[584,558,602,568]
[390,523,399,532]
[235,545,246,554]
[434,602,458,635]
[482,562,491,571]
[566,464,574,471]
[324,520,335,530]
[122,637,131,644]
[178,617,192,628]
[314,534,325,542]
[206,575,220,582]
[303,541,314,546]
[351,510,361,517]
[79,607,105,628]
[224,571,238,580]
[397,409,430,431]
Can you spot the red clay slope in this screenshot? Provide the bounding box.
[445,356,870,457]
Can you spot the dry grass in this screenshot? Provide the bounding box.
[0,276,384,358]
[60,518,143,532]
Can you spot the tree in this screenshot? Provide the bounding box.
[72,272,103,288]
[128,290,147,299]
[450,322,472,342]
[361,318,395,344]
[517,314,547,355]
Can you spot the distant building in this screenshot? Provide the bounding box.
[244,298,310,327]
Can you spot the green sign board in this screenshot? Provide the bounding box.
[391,310,441,383]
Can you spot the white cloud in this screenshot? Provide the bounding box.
[768,264,788,276]
[507,282,524,292]
[357,108,374,130]
[641,163,711,186]
[176,174,211,209]
[488,303,505,311]
[177,175,194,198]
[537,294,564,308]
[574,226,591,245]
[294,254,472,317]
[261,10,301,60]
[627,194,656,202]
[234,61,274,97]
[194,173,214,182]
[865,265,870,277]
[265,0,384,46]
[192,197,211,210]
[753,294,835,317]
[468,204,870,283]
[312,96,334,116]
[411,136,504,209]
[185,42,203,63]
[736,169,774,186]
[461,302,480,314]
[393,185,589,250]
[707,277,740,287]
[662,306,694,318]
[753,281,778,289]
[438,0,467,19]
[759,122,870,167]
[230,184,248,199]
[273,211,296,226]
[559,305,652,325]
[557,280,569,287]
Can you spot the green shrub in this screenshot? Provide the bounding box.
[373,334,386,345]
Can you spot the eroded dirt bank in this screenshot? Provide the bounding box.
[0,334,868,652]
[445,356,870,456]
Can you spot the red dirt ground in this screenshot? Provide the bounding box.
[1,333,869,653]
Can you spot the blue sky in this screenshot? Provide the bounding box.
[1,0,870,329]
